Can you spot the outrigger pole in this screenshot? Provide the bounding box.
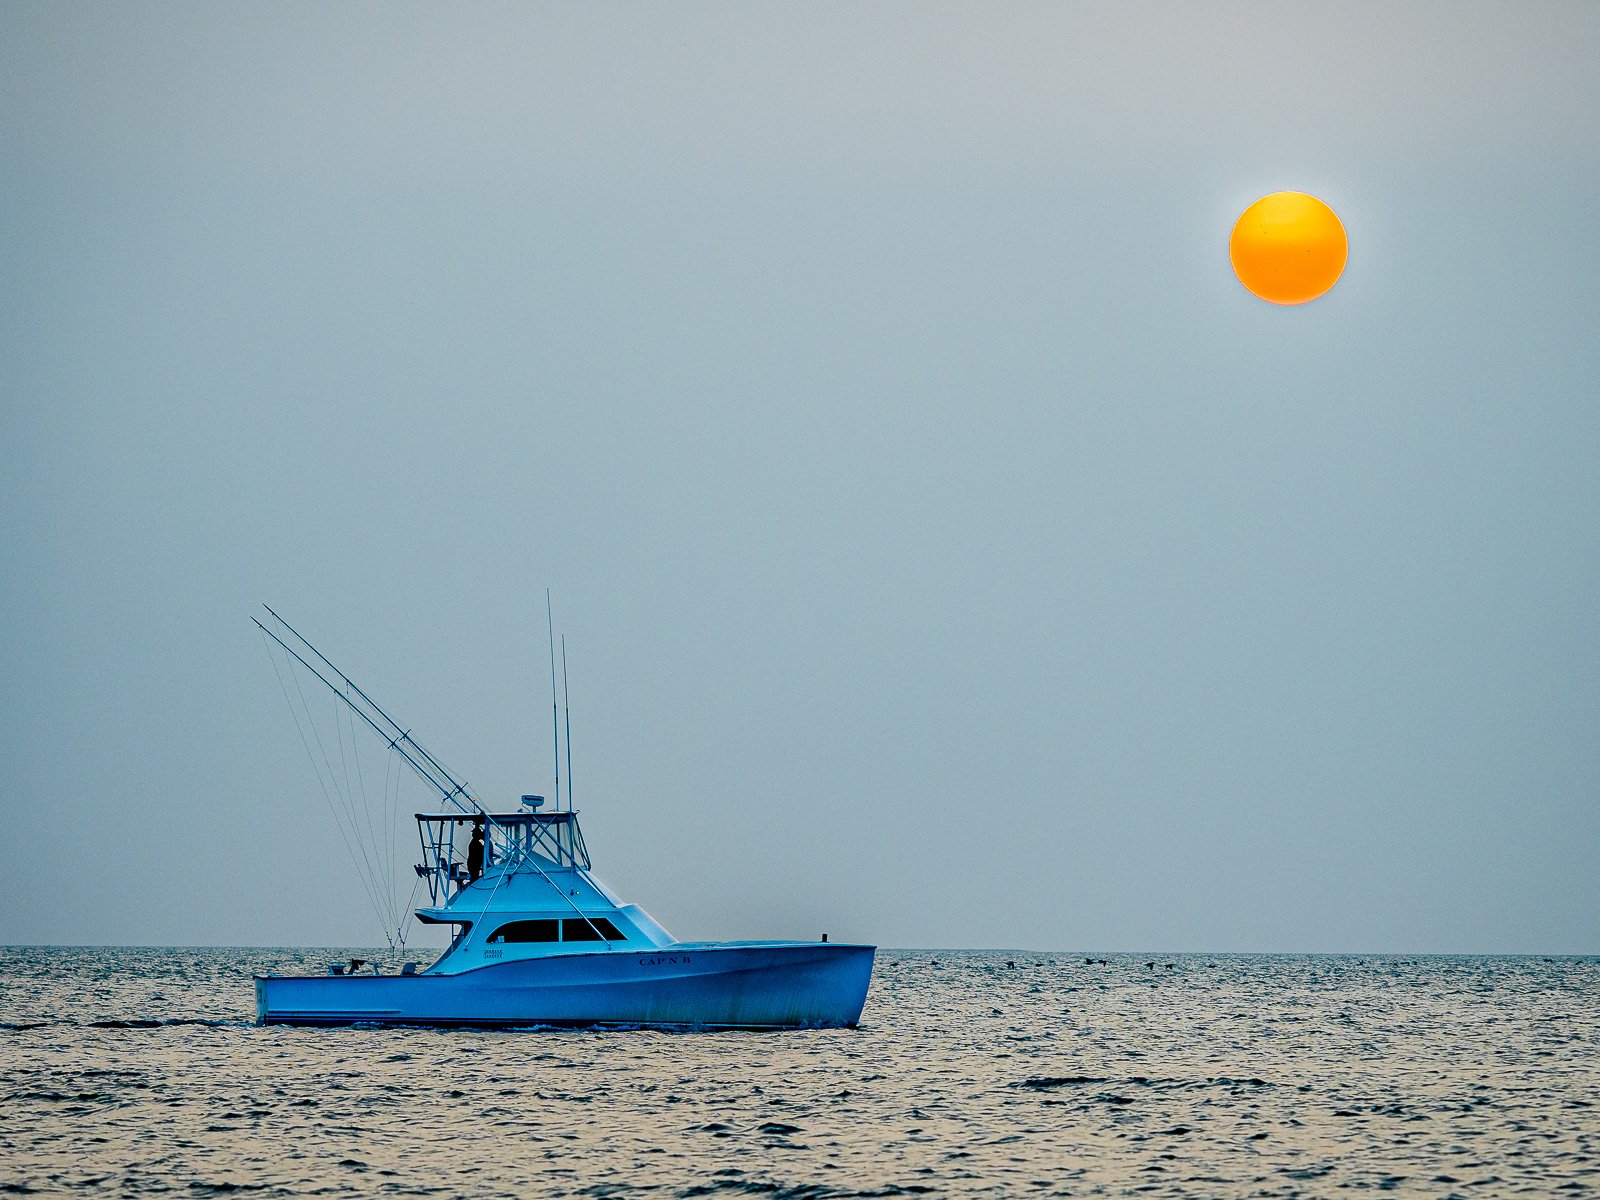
[255,605,616,946]
[254,606,486,819]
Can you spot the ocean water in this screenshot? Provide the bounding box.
[1,948,1596,1198]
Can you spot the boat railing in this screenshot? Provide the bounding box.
[414,811,591,905]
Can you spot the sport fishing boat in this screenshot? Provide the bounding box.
[250,608,874,1030]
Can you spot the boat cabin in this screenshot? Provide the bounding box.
[411,803,677,973]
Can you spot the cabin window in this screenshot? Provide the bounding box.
[488,919,560,944]
[562,917,623,942]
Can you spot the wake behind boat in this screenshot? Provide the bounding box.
[251,608,874,1030]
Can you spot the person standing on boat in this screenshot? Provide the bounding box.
[466,819,486,883]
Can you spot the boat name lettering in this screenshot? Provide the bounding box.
[637,955,691,966]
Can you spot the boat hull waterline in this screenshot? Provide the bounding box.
[256,942,874,1030]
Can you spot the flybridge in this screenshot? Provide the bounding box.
[414,808,592,907]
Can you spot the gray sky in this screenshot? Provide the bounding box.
[4,2,1597,953]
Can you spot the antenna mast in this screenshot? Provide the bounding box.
[562,634,573,810]
[547,589,561,811]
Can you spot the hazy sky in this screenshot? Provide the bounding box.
[4,2,1597,952]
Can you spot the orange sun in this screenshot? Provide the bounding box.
[1229,192,1347,305]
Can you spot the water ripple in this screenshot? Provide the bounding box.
[1,948,1596,1197]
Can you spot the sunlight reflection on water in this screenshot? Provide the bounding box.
[2,947,1596,1197]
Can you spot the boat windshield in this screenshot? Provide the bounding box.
[494,812,591,870]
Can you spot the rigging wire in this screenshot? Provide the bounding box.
[295,667,391,942]
[342,692,394,931]
[337,692,379,903]
[382,741,398,929]
[395,873,421,948]
[343,695,398,943]
[260,632,394,944]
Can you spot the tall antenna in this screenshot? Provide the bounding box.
[561,634,573,809]
[547,589,561,811]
